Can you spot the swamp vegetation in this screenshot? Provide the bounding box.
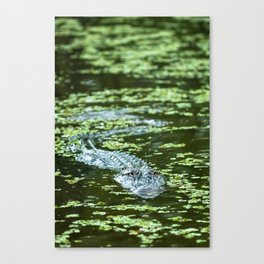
[55,17,210,247]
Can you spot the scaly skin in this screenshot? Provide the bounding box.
[70,140,165,199]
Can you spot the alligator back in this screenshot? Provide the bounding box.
[75,148,148,171]
[70,140,148,170]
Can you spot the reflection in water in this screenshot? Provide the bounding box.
[55,17,210,247]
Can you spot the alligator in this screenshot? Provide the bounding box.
[70,140,165,199]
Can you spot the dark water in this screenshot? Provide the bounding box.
[55,17,210,247]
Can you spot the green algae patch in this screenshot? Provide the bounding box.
[160,143,186,149]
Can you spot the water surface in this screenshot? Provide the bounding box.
[55,17,210,247]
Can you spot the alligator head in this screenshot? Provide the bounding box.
[114,167,165,199]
